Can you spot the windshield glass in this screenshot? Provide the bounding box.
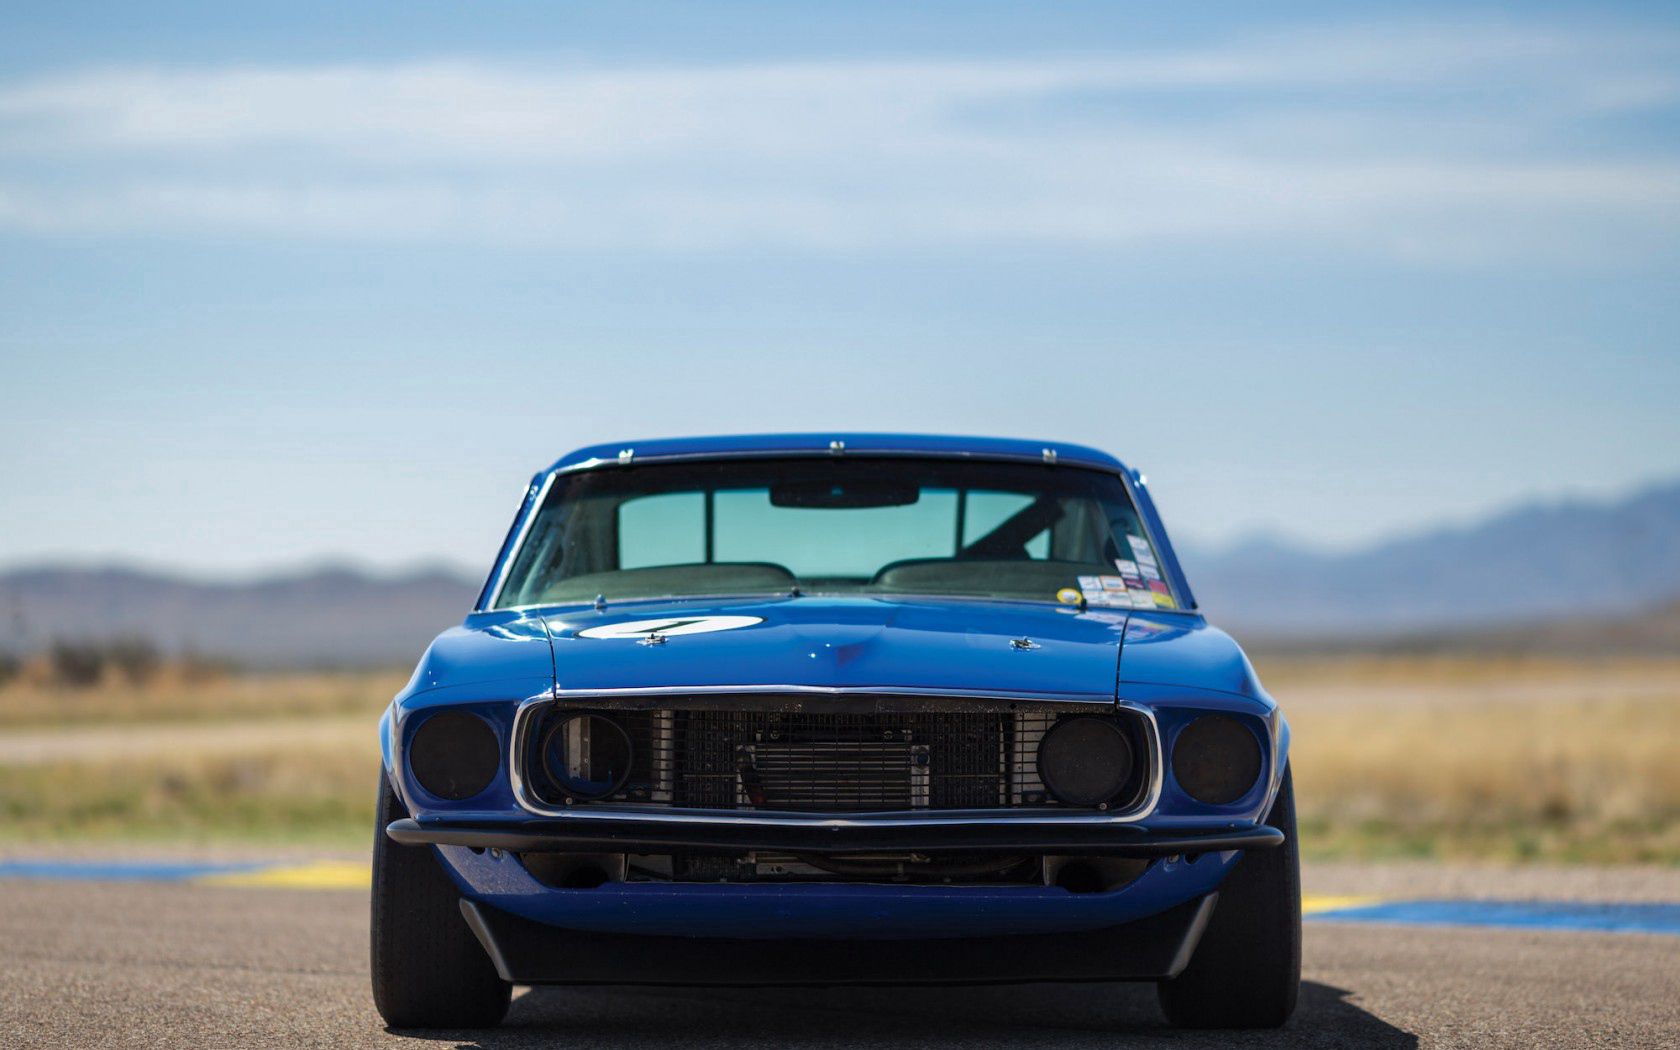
[492,458,1177,610]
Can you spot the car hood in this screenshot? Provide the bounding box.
[401,614,556,703]
[538,596,1129,702]
[1119,611,1263,698]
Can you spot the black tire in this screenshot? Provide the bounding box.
[370,773,511,1029]
[1157,764,1301,1029]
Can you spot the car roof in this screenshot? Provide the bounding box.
[546,433,1128,475]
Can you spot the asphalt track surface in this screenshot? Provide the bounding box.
[4,868,1679,1049]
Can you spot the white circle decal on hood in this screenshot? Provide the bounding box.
[576,615,764,640]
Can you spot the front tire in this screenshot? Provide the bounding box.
[370,773,511,1029]
[1157,765,1301,1029]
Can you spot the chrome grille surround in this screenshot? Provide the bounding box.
[509,688,1163,823]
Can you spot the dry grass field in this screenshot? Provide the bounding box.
[2,656,1677,862]
[0,673,389,846]
[0,670,408,728]
[1261,655,1680,863]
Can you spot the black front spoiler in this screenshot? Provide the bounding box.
[459,893,1218,986]
[388,815,1282,857]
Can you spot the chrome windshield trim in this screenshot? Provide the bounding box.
[507,694,1164,825]
[551,448,1115,476]
[479,453,1194,616]
[1115,468,1187,612]
[482,471,557,612]
[488,591,793,617]
[482,591,1198,619]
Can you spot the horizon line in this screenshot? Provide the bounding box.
[2,469,1674,581]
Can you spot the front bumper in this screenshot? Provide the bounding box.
[386,812,1283,856]
[460,892,1219,985]
[403,811,1272,941]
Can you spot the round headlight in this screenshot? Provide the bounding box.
[1171,715,1262,804]
[540,713,634,801]
[1037,716,1134,807]
[409,711,500,801]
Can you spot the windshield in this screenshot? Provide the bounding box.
[492,458,1177,610]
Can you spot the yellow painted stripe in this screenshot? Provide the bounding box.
[1302,894,1383,915]
[198,860,370,890]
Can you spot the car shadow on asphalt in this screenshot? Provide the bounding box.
[391,979,1416,1048]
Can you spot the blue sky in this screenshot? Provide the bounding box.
[2,1,1677,575]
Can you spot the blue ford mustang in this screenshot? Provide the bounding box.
[372,434,1298,1029]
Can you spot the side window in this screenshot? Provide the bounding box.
[962,491,1051,559]
[617,492,704,569]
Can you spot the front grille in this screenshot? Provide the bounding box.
[668,710,1010,810]
[519,697,1150,814]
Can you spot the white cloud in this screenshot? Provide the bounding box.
[0,21,1676,262]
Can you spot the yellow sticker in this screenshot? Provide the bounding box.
[1152,592,1177,609]
[1056,587,1083,605]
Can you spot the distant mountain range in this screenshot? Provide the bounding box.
[2,478,1676,666]
[1179,477,1680,638]
[0,565,480,668]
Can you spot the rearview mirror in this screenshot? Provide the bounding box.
[769,481,920,509]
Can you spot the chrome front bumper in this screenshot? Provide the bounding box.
[386,812,1282,856]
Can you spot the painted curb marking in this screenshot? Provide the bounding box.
[3,861,1678,933]
[1307,898,1680,936]
[198,859,371,890]
[0,859,271,882]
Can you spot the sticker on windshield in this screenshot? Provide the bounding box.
[576,615,764,640]
[1102,576,1140,607]
[1077,575,1133,607]
[1056,587,1083,606]
[1127,534,1155,560]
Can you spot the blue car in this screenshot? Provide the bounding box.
[372,434,1298,1030]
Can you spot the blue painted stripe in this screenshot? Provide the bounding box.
[1311,899,1680,936]
[0,859,270,882]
